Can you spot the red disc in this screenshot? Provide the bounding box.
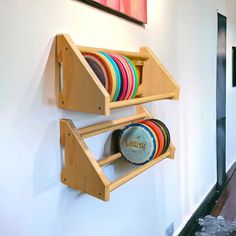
[115,54,134,100]
[108,53,128,101]
[149,119,170,154]
[140,120,165,158]
[139,120,158,158]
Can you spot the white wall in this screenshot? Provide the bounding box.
[226,0,236,170]
[0,0,236,236]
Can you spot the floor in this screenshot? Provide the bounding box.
[179,163,236,235]
[211,167,236,221]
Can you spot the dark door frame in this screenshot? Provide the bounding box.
[216,12,227,190]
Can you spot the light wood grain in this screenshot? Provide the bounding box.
[98,153,122,167]
[140,47,180,99]
[56,34,110,115]
[60,119,110,201]
[110,92,176,109]
[78,112,148,138]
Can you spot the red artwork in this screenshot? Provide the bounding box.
[92,0,147,23]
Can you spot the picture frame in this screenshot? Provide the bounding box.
[79,0,147,25]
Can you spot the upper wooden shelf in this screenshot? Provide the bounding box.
[60,106,175,201]
[56,34,179,115]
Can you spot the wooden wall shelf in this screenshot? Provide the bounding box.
[60,106,175,201]
[56,34,179,115]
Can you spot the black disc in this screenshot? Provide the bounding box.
[148,119,171,154]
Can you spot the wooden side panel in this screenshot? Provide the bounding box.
[140,47,180,99]
[56,34,110,115]
[60,119,110,201]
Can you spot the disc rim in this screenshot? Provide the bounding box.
[119,123,157,165]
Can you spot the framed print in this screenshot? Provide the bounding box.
[79,0,147,25]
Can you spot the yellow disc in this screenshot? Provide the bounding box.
[95,52,117,102]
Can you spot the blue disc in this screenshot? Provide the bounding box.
[119,123,157,165]
[99,52,121,101]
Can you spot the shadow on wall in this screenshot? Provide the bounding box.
[101,129,140,182]
[9,36,63,196]
[43,37,57,106]
[33,121,61,196]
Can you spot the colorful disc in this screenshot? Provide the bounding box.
[143,120,165,157]
[139,120,159,158]
[116,54,134,100]
[83,52,116,101]
[83,53,108,90]
[115,61,123,100]
[150,121,165,157]
[149,119,171,154]
[108,53,128,101]
[96,52,117,101]
[134,64,141,85]
[124,56,139,99]
[99,52,121,101]
[119,123,157,165]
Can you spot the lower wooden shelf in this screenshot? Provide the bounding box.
[60,106,175,201]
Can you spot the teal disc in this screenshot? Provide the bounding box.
[99,51,121,101]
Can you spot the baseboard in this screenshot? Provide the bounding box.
[226,162,236,183]
[178,161,236,236]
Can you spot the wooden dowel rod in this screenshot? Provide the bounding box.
[110,93,176,109]
[109,152,171,192]
[78,46,149,61]
[98,153,122,167]
[78,112,147,138]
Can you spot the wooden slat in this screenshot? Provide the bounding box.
[78,46,149,61]
[109,150,172,192]
[78,112,148,138]
[98,153,122,167]
[110,92,176,109]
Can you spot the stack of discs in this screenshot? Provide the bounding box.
[119,119,171,165]
[82,51,140,102]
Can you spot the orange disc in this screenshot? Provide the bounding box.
[140,120,165,158]
[139,120,159,158]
